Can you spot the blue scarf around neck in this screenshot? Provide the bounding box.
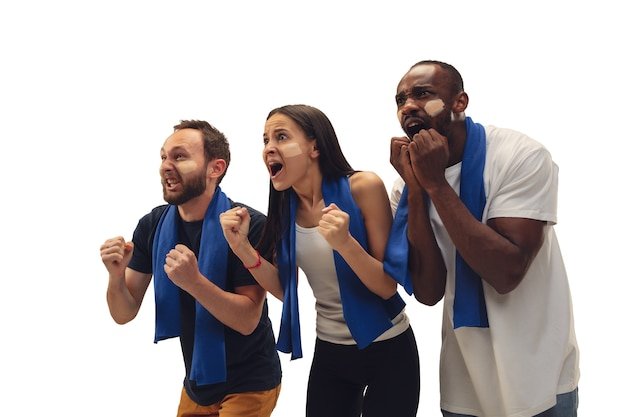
[276,176,406,359]
[152,187,231,385]
[383,117,489,328]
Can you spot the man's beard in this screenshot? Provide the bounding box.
[436,110,453,138]
[163,172,206,205]
[405,111,453,140]
[426,107,456,138]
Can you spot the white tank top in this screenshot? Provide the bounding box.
[295,223,409,345]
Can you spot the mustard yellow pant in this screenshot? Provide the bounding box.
[176,384,281,417]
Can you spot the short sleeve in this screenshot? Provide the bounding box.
[127,206,168,274]
[390,177,405,216]
[486,145,559,225]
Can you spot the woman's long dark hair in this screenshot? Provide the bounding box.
[257,104,355,258]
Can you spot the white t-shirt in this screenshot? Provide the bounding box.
[391,125,580,417]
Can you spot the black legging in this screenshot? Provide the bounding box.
[306,326,420,417]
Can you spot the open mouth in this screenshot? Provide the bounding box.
[269,162,284,177]
[163,175,181,190]
[404,117,428,139]
[405,124,423,139]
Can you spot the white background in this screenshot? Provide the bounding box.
[1,1,623,415]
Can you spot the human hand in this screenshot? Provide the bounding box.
[100,236,134,279]
[318,203,351,250]
[390,136,421,190]
[407,128,449,192]
[219,206,251,251]
[164,244,201,291]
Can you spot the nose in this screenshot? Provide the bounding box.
[160,157,174,174]
[263,139,277,156]
[399,97,421,116]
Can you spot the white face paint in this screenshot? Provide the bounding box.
[424,99,445,117]
[281,142,304,158]
[175,160,199,174]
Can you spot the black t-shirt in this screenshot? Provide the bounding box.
[128,201,281,405]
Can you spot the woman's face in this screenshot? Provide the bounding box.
[263,113,318,191]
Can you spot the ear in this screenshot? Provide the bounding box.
[310,141,320,158]
[451,92,469,114]
[207,159,227,179]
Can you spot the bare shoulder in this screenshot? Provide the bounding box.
[349,171,391,214]
[349,171,386,195]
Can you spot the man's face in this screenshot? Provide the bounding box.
[159,128,208,206]
[395,64,454,138]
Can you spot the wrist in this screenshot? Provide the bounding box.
[107,274,127,293]
[239,244,262,270]
[243,249,262,270]
[430,180,460,206]
[333,234,356,256]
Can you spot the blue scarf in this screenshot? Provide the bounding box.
[276,176,406,359]
[384,117,489,328]
[383,188,413,294]
[152,187,231,385]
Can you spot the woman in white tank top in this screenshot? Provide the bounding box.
[220,104,420,417]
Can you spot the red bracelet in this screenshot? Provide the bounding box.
[244,250,262,270]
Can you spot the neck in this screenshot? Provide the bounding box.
[292,168,326,227]
[177,188,215,222]
[447,116,467,166]
[293,177,323,211]
[292,165,324,210]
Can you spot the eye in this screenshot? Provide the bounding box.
[175,153,186,161]
[263,137,269,145]
[410,87,430,99]
[395,94,407,107]
[277,133,288,141]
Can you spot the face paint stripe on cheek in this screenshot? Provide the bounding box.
[175,160,198,174]
[424,99,445,117]
[281,143,303,158]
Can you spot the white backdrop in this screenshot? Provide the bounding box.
[1,1,623,415]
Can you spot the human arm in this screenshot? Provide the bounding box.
[317,171,398,300]
[390,137,447,305]
[407,128,546,294]
[163,243,267,335]
[101,236,152,324]
[219,207,285,301]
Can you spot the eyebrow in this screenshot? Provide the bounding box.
[398,85,429,96]
[161,145,189,154]
[264,127,289,137]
